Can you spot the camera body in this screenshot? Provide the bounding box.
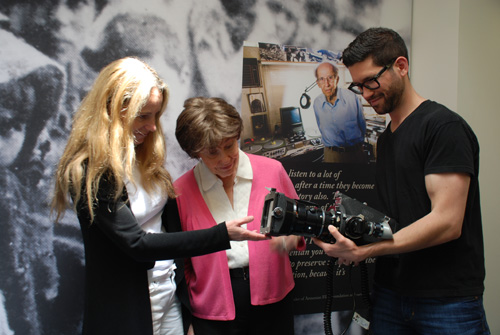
[260,188,395,244]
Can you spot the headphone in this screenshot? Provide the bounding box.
[300,92,311,109]
[300,80,318,109]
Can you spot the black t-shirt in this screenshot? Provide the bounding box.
[374,100,485,298]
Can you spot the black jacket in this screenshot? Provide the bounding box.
[76,175,230,334]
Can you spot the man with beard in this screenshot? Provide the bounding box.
[313,62,366,163]
[313,28,490,334]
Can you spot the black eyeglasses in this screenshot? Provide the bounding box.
[348,59,396,95]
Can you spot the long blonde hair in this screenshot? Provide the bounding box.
[52,57,175,223]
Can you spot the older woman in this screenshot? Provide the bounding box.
[174,97,305,335]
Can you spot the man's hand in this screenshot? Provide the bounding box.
[312,225,363,265]
[226,216,268,241]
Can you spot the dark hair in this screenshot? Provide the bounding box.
[175,97,242,159]
[342,27,409,67]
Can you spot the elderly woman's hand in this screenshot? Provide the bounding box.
[269,235,302,254]
[225,216,268,241]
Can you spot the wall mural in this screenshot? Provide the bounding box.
[0,0,412,334]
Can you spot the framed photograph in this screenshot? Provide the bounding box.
[258,42,286,61]
[248,92,266,114]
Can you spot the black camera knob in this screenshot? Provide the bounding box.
[273,207,284,218]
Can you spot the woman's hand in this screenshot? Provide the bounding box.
[269,235,302,254]
[225,216,268,241]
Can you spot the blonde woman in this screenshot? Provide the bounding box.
[52,57,265,335]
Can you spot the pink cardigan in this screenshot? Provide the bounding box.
[174,153,305,320]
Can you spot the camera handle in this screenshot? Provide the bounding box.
[323,259,371,335]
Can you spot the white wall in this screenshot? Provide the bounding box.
[458,1,500,332]
[412,0,500,333]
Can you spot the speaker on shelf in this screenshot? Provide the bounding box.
[251,114,269,139]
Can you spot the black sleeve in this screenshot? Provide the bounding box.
[161,198,232,257]
[83,176,231,262]
[424,120,476,176]
[162,198,183,233]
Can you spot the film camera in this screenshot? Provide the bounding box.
[260,188,395,244]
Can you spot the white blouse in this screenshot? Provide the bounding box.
[194,150,253,269]
[125,166,174,277]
